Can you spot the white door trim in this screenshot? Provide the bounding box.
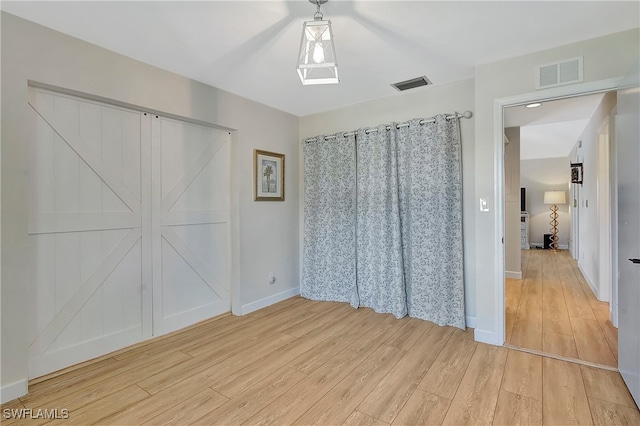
[570,171,580,260]
[490,77,622,346]
[597,124,612,302]
[610,113,619,327]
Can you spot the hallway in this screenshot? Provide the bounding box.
[506,249,617,367]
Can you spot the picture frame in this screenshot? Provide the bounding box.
[254,149,285,201]
[570,162,583,185]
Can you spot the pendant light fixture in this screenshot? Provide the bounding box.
[297,0,339,85]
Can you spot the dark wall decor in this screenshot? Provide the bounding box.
[570,162,583,185]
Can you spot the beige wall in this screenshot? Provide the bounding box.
[570,91,617,296]
[299,78,477,324]
[1,12,300,398]
[504,127,521,276]
[474,28,639,343]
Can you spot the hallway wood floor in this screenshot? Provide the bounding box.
[506,249,618,367]
[3,296,638,425]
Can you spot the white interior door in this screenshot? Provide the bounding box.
[28,89,149,378]
[616,66,640,406]
[28,88,231,377]
[152,116,231,335]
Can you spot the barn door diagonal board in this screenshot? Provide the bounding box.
[28,90,141,212]
[161,137,226,213]
[161,226,229,300]
[30,227,142,357]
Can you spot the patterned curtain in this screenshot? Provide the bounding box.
[396,117,465,329]
[355,125,407,318]
[302,115,465,329]
[301,132,359,307]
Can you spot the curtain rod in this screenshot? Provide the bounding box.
[304,110,472,142]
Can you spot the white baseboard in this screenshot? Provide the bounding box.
[465,316,476,329]
[241,287,300,315]
[1,379,27,404]
[505,271,522,279]
[474,328,503,346]
[578,263,599,299]
[531,243,569,250]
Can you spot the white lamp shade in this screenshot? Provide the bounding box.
[297,20,339,85]
[544,190,567,205]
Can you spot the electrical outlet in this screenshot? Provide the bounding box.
[268,272,276,285]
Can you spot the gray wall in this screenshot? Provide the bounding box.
[1,12,300,397]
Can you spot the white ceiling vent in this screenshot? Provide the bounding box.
[391,76,432,92]
[535,57,583,90]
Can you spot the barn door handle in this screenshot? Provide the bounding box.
[629,258,640,264]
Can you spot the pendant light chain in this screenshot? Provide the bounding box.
[314,0,323,21]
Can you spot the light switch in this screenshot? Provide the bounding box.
[480,198,490,212]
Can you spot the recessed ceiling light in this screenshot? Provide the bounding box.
[526,103,542,108]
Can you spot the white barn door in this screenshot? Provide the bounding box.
[28,88,230,378]
[152,116,231,335]
[28,89,149,378]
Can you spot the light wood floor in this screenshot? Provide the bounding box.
[3,296,638,425]
[506,249,618,367]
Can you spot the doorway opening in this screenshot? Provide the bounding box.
[502,91,618,367]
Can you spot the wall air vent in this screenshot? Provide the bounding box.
[391,76,432,92]
[535,57,583,89]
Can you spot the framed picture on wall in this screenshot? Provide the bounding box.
[254,149,285,201]
[570,162,583,185]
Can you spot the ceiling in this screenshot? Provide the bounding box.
[505,93,606,160]
[2,1,638,117]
